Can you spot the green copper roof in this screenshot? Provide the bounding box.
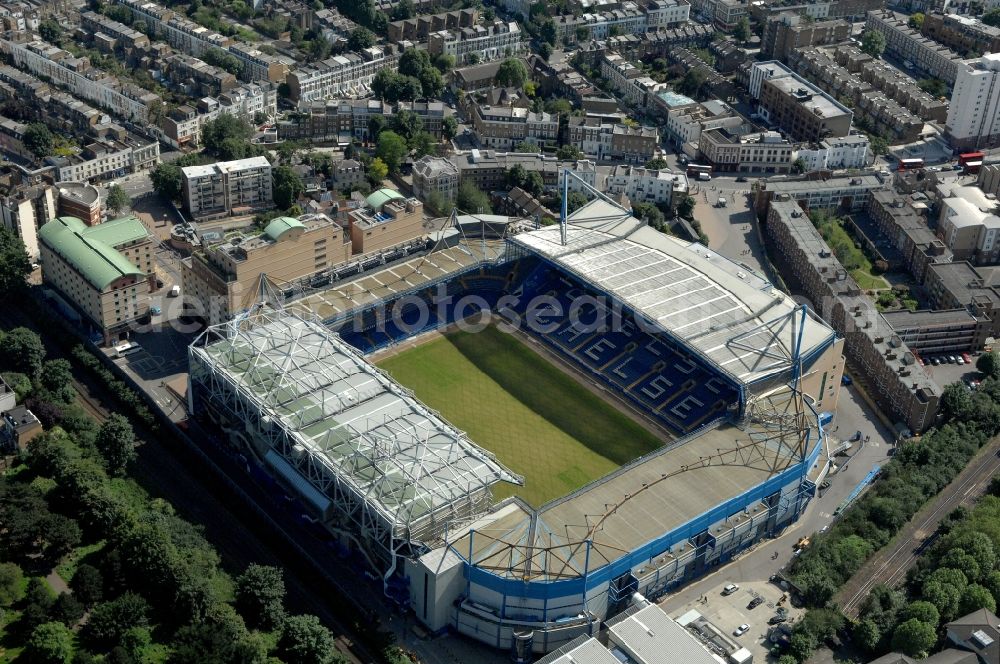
[365,188,405,212]
[39,216,148,291]
[263,216,305,242]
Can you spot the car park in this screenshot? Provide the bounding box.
[734,624,750,636]
[723,583,739,595]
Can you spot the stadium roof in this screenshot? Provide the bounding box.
[263,216,304,242]
[510,199,837,385]
[448,385,819,581]
[190,311,522,540]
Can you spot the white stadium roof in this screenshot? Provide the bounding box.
[190,311,522,540]
[511,199,837,385]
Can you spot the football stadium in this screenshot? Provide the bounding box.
[188,189,845,657]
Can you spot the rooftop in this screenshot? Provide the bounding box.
[190,312,522,538]
[182,156,271,179]
[365,188,406,212]
[511,198,837,385]
[607,603,722,664]
[38,216,149,290]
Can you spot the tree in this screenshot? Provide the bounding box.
[150,162,183,201]
[959,584,997,615]
[514,141,541,153]
[0,228,32,296]
[347,27,376,51]
[398,48,431,78]
[901,600,940,627]
[677,194,696,219]
[853,618,882,652]
[565,191,588,214]
[106,185,131,216]
[457,181,492,214]
[870,136,888,156]
[70,564,103,608]
[433,53,455,73]
[2,327,45,378]
[495,58,529,88]
[506,163,528,190]
[861,31,886,58]
[556,144,584,160]
[202,115,253,157]
[909,12,925,30]
[272,166,305,210]
[51,592,85,627]
[576,25,590,42]
[376,131,409,174]
[442,116,458,141]
[918,78,948,98]
[409,131,438,158]
[39,18,62,43]
[985,9,1000,27]
[23,123,54,159]
[367,157,389,187]
[95,413,136,476]
[81,593,151,651]
[539,42,553,61]
[977,352,1000,379]
[278,615,337,664]
[236,564,286,630]
[25,622,74,664]
[678,69,706,97]
[891,619,936,658]
[793,157,807,174]
[733,16,750,42]
[921,579,961,621]
[644,157,668,170]
[0,562,24,607]
[524,171,544,197]
[419,66,443,98]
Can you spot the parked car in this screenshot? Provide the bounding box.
[736,176,748,182]
[748,597,764,610]
[948,355,957,364]
[150,305,162,315]
[734,624,750,636]
[957,356,965,365]
[962,353,972,364]
[850,430,862,442]
[841,374,852,386]
[768,615,787,625]
[931,357,940,365]
[723,583,739,595]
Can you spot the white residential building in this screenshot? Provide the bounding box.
[427,21,525,65]
[160,82,277,149]
[0,185,56,260]
[1,39,162,123]
[606,165,688,206]
[54,135,160,183]
[554,5,647,44]
[413,156,460,203]
[644,0,692,29]
[287,47,398,102]
[945,53,1000,151]
[600,53,666,110]
[182,156,273,219]
[937,183,1000,264]
[794,134,871,172]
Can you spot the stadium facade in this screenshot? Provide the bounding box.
[188,198,845,657]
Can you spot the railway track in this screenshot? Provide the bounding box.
[839,438,1000,617]
[0,308,375,664]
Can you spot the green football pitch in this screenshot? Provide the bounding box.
[376,326,665,507]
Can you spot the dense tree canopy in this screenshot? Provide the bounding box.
[862,30,887,58]
[272,165,305,210]
[0,228,32,296]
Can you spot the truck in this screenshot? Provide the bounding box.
[168,284,180,297]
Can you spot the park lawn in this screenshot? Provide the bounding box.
[849,268,890,290]
[56,540,106,584]
[377,326,665,507]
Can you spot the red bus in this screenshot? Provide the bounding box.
[897,158,925,171]
[959,152,984,174]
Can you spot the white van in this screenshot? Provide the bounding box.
[114,342,141,357]
[168,284,180,297]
